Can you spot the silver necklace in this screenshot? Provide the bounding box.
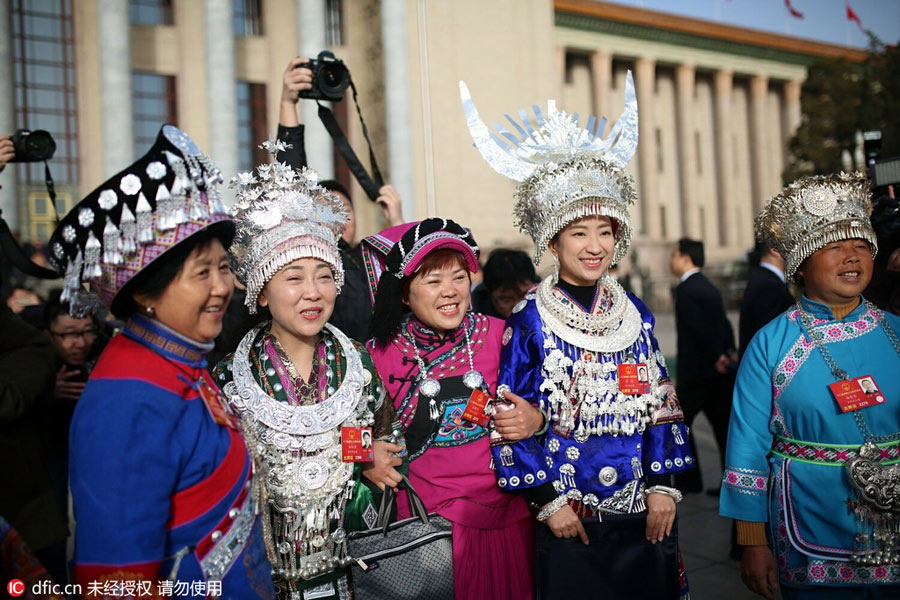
[798,302,900,444]
[402,317,483,421]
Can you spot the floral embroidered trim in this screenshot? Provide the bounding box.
[772,436,900,466]
[772,308,881,400]
[722,466,768,496]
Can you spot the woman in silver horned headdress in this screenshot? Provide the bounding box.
[461,75,693,599]
[214,142,402,600]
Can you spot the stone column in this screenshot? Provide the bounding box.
[205,0,238,202]
[783,79,802,170]
[297,0,334,179]
[98,0,134,177]
[556,46,567,101]
[749,74,769,215]
[381,0,414,220]
[713,69,736,249]
[675,63,698,238]
[590,50,611,126]
[0,0,17,228]
[635,56,658,238]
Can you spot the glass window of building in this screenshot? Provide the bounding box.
[132,72,178,158]
[326,0,343,46]
[130,0,174,26]
[234,0,263,36]
[11,0,79,186]
[237,82,269,172]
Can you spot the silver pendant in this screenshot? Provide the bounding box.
[462,370,484,390]
[418,377,441,398]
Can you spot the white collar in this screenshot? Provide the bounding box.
[679,268,700,283]
[760,261,786,283]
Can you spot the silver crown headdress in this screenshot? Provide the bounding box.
[460,72,638,265]
[756,171,877,282]
[230,140,348,313]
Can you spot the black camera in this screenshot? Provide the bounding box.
[9,129,56,163]
[298,51,350,102]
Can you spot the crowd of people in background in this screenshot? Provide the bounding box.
[1,55,900,600]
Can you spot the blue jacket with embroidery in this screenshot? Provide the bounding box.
[493,287,693,511]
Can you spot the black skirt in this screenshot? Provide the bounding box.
[535,512,681,600]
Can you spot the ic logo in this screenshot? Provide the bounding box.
[7,579,25,597]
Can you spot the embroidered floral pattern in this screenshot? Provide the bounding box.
[772,436,900,465]
[722,466,768,496]
[773,309,881,400]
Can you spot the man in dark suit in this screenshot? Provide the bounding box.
[670,238,736,493]
[739,242,794,358]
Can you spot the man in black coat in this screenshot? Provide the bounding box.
[670,238,736,493]
[739,243,794,358]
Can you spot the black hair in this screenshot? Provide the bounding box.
[370,273,408,347]
[677,238,705,268]
[482,249,536,292]
[43,288,91,329]
[113,225,232,319]
[320,180,352,205]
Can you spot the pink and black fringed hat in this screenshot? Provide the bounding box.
[48,125,233,316]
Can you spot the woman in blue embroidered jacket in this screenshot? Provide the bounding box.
[721,173,900,600]
[461,73,693,599]
[53,126,275,598]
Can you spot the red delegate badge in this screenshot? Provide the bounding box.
[829,375,887,413]
[618,363,651,395]
[341,427,374,462]
[198,379,239,429]
[462,389,492,427]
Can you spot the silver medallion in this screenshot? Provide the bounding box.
[331,528,346,544]
[599,466,618,486]
[278,541,292,554]
[462,369,484,390]
[418,377,441,398]
[298,457,330,489]
[574,427,590,443]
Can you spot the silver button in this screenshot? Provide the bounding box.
[228,507,239,519]
[598,466,618,486]
[211,530,222,542]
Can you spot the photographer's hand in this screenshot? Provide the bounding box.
[376,184,404,226]
[280,57,314,128]
[0,136,14,173]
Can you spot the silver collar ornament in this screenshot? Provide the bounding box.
[223,323,372,581]
[460,72,639,265]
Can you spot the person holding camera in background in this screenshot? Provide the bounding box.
[0,136,14,172]
[278,57,404,342]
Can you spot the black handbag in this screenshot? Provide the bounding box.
[535,512,680,600]
[347,475,455,600]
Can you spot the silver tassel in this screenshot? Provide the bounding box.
[61,250,82,303]
[500,445,515,467]
[119,203,136,254]
[136,193,153,243]
[156,182,175,231]
[83,231,102,279]
[102,217,121,265]
[429,398,440,421]
[672,423,685,445]
[631,456,643,479]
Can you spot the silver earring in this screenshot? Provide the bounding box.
[145,306,155,316]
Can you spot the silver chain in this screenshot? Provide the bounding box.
[798,301,900,444]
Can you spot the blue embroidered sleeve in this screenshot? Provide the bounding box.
[492,301,552,492]
[719,329,776,522]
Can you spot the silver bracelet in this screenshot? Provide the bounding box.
[644,485,683,504]
[536,495,568,522]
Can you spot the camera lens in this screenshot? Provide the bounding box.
[25,130,56,161]
[319,62,350,99]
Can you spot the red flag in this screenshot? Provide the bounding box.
[785,0,804,19]
[846,2,864,32]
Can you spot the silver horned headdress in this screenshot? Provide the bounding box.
[756,171,877,282]
[460,72,639,265]
[230,140,348,313]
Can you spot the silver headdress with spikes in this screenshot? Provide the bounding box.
[756,171,877,282]
[460,72,639,265]
[230,140,348,313]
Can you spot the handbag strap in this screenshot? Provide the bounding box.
[376,474,429,534]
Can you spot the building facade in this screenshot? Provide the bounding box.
[0,0,866,306]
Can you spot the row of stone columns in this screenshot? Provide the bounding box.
[579,50,802,250]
